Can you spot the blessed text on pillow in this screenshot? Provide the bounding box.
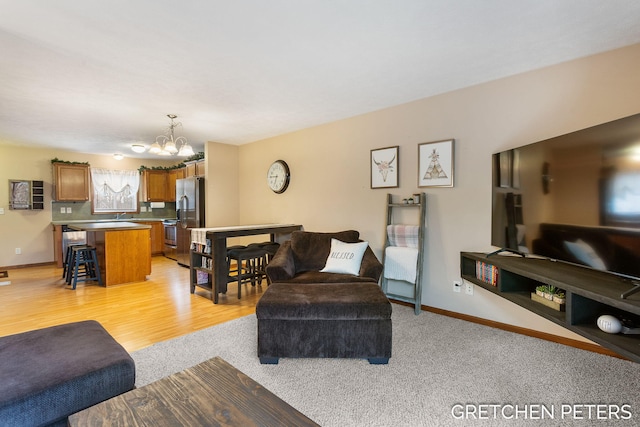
[320,239,368,276]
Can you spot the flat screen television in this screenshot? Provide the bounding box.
[491,112,640,299]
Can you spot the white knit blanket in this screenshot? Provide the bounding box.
[384,246,419,284]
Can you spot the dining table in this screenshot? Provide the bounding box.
[190,224,302,302]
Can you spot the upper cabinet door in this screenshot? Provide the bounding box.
[167,169,184,202]
[53,163,90,201]
[141,170,169,202]
[184,160,204,177]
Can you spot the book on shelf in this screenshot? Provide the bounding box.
[200,257,212,269]
[191,240,211,254]
[475,261,498,286]
[196,270,209,285]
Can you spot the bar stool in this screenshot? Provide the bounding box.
[247,242,280,284]
[225,245,247,277]
[249,241,280,260]
[227,245,269,298]
[67,245,102,289]
[62,244,89,280]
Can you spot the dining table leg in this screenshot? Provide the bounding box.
[211,237,228,303]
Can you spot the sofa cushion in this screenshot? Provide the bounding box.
[320,239,368,275]
[0,320,135,427]
[282,270,378,283]
[256,282,392,320]
[290,230,360,272]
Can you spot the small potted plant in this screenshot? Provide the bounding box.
[535,285,546,298]
[544,285,556,300]
[553,291,566,305]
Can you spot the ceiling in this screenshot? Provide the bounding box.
[2,1,640,159]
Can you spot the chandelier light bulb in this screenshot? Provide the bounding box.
[149,142,162,154]
[177,142,195,157]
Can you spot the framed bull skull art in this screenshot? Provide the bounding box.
[371,146,399,189]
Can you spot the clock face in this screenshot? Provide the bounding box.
[267,160,290,193]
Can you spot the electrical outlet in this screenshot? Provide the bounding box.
[465,282,474,295]
[15,248,21,255]
[60,207,66,214]
[66,207,72,213]
[453,280,462,293]
[0,207,4,214]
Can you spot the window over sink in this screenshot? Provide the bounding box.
[90,168,140,214]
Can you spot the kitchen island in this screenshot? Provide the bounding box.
[68,222,152,286]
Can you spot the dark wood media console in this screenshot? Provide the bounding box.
[461,252,640,363]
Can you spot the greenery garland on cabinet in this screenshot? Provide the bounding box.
[138,152,204,173]
[50,158,90,165]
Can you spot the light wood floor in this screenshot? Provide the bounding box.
[0,256,265,352]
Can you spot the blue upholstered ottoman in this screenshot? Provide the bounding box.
[0,320,135,427]
[256,282,392,364]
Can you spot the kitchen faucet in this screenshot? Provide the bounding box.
[115,212,127,220]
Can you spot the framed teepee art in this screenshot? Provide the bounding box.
[371,146,399,189]
[418,139,454,187]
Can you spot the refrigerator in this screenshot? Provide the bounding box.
[176,177,205,267]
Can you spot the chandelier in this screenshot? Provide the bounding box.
[147,114,195,156]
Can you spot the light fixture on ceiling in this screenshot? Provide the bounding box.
[131,144,146,153]
[147,114,195,157]
[113,153,124,160]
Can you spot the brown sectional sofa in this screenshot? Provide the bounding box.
[265,230,383,284]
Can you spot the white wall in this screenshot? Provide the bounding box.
[235,43,640,341]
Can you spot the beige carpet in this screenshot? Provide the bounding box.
[132,304,639,426]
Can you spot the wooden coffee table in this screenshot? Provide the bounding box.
[68,356,319,426]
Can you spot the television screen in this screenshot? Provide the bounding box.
[491,112,640,285]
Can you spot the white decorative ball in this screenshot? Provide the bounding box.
[597,315,623,334]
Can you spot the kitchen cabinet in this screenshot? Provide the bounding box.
[53,224,64,268]
[140,170,168,202]
[185,162,196,177]
[139,221,164,255]
[53,162,90,201]
[167,168,184,202]
[141,169,186,202]
[196,160,205,177]
[184,160,204,177]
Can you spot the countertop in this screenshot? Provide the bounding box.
[67,221,153,231]
[52,218,173,226]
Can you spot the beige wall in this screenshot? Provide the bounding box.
[0,144,176,266]
[204,142,239,227]
[236,43,640,341]
[3,43,640,341]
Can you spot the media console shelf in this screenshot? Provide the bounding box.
[461,252,640,363]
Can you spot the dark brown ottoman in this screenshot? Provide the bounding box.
[0,320,135,427]
[256,282,392,364]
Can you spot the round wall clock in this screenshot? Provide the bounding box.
[267,160,290,193]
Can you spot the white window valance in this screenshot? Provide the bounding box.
[90,168,140,212]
